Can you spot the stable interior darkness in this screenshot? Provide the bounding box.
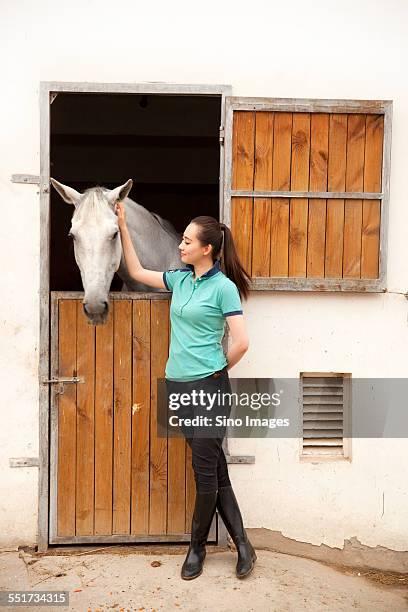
[50,93,221,290]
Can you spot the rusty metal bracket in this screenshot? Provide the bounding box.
[41,376,84,396]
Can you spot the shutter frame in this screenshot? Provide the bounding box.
[223,97,392,292]
[299,372,352,461]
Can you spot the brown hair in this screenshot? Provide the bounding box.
[190,215,251,300]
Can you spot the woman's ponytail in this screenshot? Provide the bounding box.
[190,216,251,300]
[219,222,251,300]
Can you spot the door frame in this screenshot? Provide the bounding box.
[38,81,232,551]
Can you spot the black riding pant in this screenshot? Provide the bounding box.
[165,367,233,494]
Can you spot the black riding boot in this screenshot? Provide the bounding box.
[217,485,257,578]
[181,490,218,580]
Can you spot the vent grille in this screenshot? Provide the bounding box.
[301,375,346,456]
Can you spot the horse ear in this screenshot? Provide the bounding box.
[50,178,82,206]
[107,179,133,206]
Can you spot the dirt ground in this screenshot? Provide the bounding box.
[1,545,407,612]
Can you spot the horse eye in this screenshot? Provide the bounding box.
[111,231,119,240]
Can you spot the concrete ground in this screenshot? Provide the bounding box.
[1,545,407,612]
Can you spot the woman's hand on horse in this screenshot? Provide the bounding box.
[114,200,126,229]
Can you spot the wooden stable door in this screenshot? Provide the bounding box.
[49,292,216,544]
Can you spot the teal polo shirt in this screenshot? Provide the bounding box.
[163,259,243,381]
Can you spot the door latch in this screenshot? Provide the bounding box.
[42,376,84,395]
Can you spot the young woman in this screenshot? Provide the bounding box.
[115,202,257,580]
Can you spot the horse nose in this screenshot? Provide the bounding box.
[83,300,109,315]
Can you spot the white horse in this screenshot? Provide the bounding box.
[50,178,182,325]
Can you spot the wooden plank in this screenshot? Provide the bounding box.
[254,112,274,188]
[38,84,51,553]
[289,113,310,276]
[185,444,195,533]
[231,190,382,199]
[50,293,61,543]
[308,114,329,277]
[250,277,384,291]
[361,200,381,278]
[52,292,172,301]
[231,198,253,275]
[167,304,186,534]
[231,110,255,275]
[252,199,271,276]
[272,112,292,190]
[46,81,232,96]
[76,302,96,535]
[380,102,393,288]
[112,300,132,534]
[219,89,232,225]
[252,112,274,276]
[49,532,193,545]
[291,113,311,189]
[289,199,308,277]
[271,112,292,276]
[226,96,391,114]
[232,111,255,190]
[362,114,384,278]
[346,114,366,191]
[167,426,186,533]
[94,302,114,535]
[326,114,347,277]
[57,300,77,537]
[270,201,289,276]
[149,300,169,534]
[364,114,384,194]
[131,300,151,534]
[343,114,366,277]
[181,276,194,535]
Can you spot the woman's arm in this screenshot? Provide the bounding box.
[115,201,166,289]
[224,314,249,370]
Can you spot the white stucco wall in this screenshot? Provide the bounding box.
[1,0,407,550]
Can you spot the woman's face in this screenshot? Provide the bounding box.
[178,223,212,264]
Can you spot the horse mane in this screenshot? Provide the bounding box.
[74,186,111,220]
[150,211,181,241]
[74,186,180,242]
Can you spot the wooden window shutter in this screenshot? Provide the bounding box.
[300,372,351,460]
[223,98,392,292]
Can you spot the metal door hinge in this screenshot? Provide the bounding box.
[9,457,39,468]
[219,127,225,145]
[41,376,84,395]
[11,174,40,185]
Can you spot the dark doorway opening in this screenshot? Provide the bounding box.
[50,93,222,290]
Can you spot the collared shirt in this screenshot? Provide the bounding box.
[162,259,243,381]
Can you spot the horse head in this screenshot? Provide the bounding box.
[51,178,133,325]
